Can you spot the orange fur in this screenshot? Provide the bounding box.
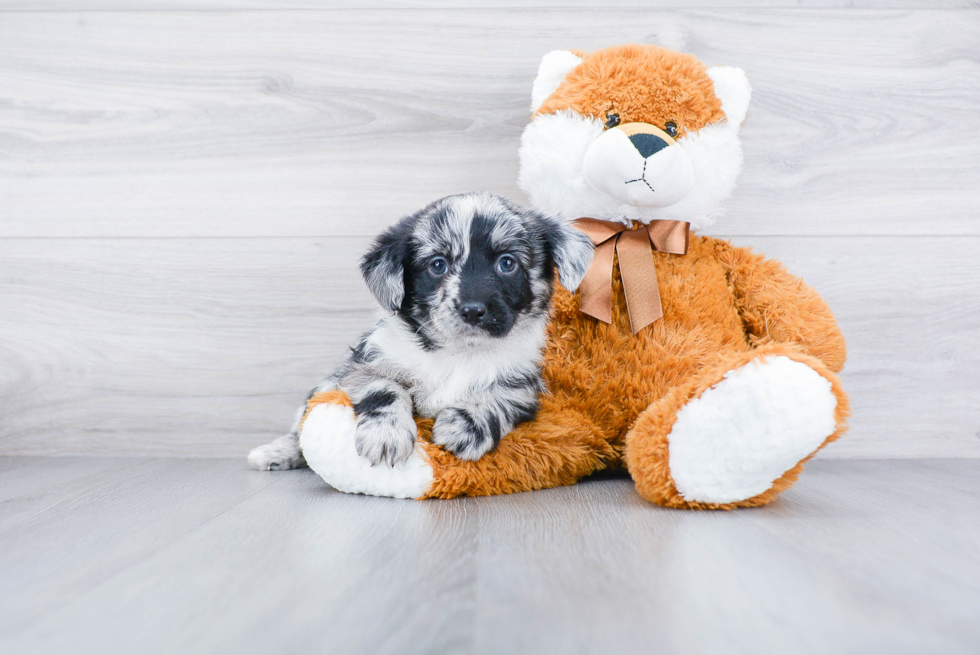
[536,45,726,138]
[714,241,847,372]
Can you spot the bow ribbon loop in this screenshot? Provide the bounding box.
[573,217,690,334]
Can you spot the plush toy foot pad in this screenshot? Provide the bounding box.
[299,394,433,499]
[667,355,838,504]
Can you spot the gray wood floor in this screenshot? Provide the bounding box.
[1,457,977,655]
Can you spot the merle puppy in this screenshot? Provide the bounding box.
[248,192,594,470]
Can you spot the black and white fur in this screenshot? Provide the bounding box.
[248,192,594,470]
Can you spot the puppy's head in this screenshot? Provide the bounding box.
[360,192,593,348]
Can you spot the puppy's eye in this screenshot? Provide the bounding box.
[428,257,448,276]
[496,254,518,275]
[604,112,621,129]
[664,121,678,138]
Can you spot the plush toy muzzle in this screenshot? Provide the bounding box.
[583,122,695,208]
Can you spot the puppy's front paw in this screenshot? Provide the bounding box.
[432,407,497,461]
[355,416,417,467]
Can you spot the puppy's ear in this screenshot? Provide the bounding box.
[536,213,594,292]
[360,216,414,311]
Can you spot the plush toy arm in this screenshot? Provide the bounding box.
[420,393,618,498]
[715,241,847,372]
[299,390,617,499]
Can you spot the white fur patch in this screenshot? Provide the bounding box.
[530,50,583,112]
[365,313,548,418]
[300,403,434,499]
[667,356,838,504]
[518,111,743,232]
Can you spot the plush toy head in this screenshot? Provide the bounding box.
[518,44,751,231]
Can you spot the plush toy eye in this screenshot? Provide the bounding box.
[428,257,448,276]
[604,112,621,129]
[664,121,678,138]
[496,254,518,275]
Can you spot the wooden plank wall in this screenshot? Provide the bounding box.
[1,3,978,459]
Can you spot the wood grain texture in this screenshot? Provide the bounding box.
[0,237,375,457]
[1,9,978,237]
[1,235,977,459]
[1,457,978,654]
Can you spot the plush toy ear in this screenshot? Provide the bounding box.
[707,66,752,128]
[535,213,595,292]
[359,216,414,311]
[530,50,584,113]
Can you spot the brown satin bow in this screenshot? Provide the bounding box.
[573,217,691,334]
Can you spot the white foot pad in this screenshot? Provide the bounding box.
[668,356,837,504]
[299,403,434,499]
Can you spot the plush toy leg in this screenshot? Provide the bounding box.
[299,391,617,499]
[624,344,849,510]
[299,391,434,499]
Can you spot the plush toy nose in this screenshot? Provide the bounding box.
[459,302,487,325]
[628,132,669,159]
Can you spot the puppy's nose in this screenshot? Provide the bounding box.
[459,302,487,325]
[628,132,669,159]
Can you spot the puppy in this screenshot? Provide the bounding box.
[248,192,594,470]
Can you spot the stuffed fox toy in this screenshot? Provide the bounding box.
[298,44,849,509]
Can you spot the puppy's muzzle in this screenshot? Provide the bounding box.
[459,302,487,326]
[582,122,694,208]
